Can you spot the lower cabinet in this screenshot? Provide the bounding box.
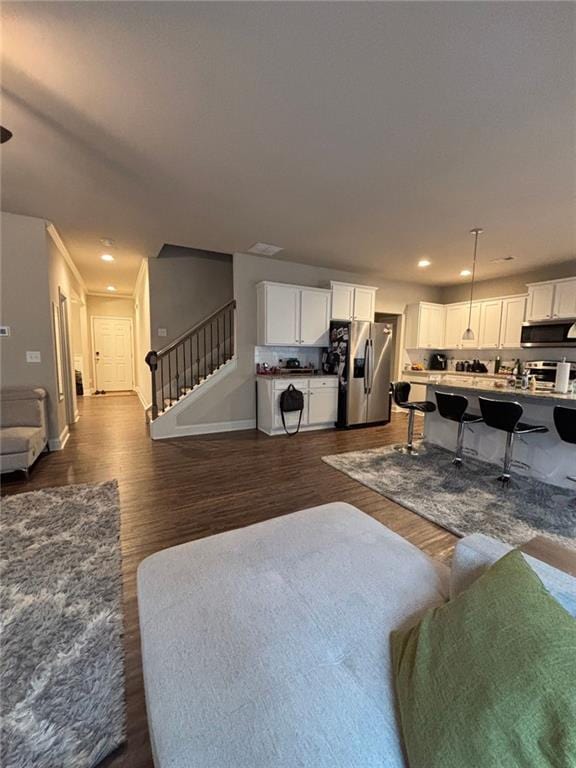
[257,377,338,435]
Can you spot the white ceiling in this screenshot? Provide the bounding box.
[1,1,575,294]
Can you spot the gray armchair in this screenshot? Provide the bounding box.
[0,387,49,477]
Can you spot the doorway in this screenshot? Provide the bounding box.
[92,317,134,392]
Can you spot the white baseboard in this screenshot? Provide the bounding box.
[73,409,80,423]
[152,418,256,440]
[49,425,70,451]
[135,386,152,411]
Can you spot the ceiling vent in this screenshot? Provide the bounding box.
[247,242,283,256]
[490,255,515,263]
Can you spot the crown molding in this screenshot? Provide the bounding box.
[45,222,87,293]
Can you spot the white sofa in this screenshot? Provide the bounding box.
[137,503,576,768]
[0,386,48,476]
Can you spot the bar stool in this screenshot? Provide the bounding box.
[391,382,436,456]
[435,391,483,466]
[553,406,576,485]
[478,397,549,483]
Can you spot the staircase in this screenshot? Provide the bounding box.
[145,300,236,422]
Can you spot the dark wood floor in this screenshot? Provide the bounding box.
[2,394,457,768]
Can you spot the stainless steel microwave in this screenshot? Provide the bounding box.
[521,318,576,348]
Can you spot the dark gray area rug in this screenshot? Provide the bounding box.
[323,444,576,550]
[1,480,125,768]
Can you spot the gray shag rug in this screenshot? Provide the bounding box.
[323,444,576,550]
[0,480,126,768]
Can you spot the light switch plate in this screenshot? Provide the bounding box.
[26,351,41,363]
[0,326,10,337]
[157,328,167,337]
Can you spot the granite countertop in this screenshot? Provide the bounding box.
[256,372,337,380]
[424,379,576,403]
[404,369,508,378]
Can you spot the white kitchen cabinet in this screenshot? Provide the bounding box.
[257,282,331,346]
[500,296,526,348]
[330,282,377,322]
[526,278,576,321]
[299,289,331,345]
[308,385,338,425]
[460,303,481,348]
[331,284,355,321]
[257,376,338,435]
[405,302,445,349]
[527,283,555,321]
[444,304,467,349]
[552,279,576,319]
[479,300,502,348]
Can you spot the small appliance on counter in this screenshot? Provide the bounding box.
[429,353,447,371]
[284,358,301,369]
[522,360,576,391]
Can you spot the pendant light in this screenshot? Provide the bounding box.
[462,228,483,341]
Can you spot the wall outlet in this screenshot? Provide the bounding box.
[26,351,41,363]
[0,326,10,337]
[157,328,167,337]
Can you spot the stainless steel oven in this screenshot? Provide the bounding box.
[521,318,576,348]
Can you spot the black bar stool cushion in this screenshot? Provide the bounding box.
[554,406,576,445]
[479,397,548,435]
[391,382,436,414]
[436,391,483,424]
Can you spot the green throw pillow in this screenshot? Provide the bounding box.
[391,550,576,768]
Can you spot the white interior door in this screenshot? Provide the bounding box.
[93,317,133,391]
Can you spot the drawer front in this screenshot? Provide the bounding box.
[272,378,309,392]
[309,377,338,389]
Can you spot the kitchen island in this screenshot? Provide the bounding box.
[423,382,576,489]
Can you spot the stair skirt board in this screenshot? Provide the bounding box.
[152,419,256,439]
[157,360,232,413]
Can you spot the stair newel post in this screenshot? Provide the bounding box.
[145,351,159,420]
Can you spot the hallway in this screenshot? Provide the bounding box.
[2,394,455,768]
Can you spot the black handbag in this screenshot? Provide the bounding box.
[279,384,304,436]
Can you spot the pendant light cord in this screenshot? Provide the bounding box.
[467,229,481,329]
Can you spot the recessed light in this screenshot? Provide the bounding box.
[460,269,472,277]
[106,285,116,292]
[247,242,283,256]
[417,259,431,268]
[101,254,115,262]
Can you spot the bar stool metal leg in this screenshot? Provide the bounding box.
[498,432,515,483]
[454,422,465,466]
[394,409,419,455]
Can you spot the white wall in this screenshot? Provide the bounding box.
[133,259,152,408]
[174,252,442,429]
[1,212,89,445]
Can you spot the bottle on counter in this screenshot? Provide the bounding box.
[494,356,501,374]
[521,370,530,390]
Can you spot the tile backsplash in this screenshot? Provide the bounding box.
[254,346,323,369]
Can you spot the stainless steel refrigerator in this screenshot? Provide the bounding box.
[328,320,393,427]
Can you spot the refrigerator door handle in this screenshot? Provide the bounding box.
[368,339,375,394]
[363,339,370,394]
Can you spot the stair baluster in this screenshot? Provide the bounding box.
[145,299,236,422]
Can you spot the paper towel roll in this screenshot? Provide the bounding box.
[555,361,570,393]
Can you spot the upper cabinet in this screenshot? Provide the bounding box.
[405,302,446,349]
[478,300,503,349]
[500,296,526,348]
[527,278,576,321]
[330,282,377,322]
[406,295,527,350]
[257,282,331,347]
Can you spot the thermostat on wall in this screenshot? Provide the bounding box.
[0,326,10,337]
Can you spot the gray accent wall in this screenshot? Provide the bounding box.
[175,252,443,429]
[440,259,576,304]
[149,250,233,348]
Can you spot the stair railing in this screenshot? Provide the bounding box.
[145,299,236,420]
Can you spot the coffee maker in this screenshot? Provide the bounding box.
[429,353,447,371]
